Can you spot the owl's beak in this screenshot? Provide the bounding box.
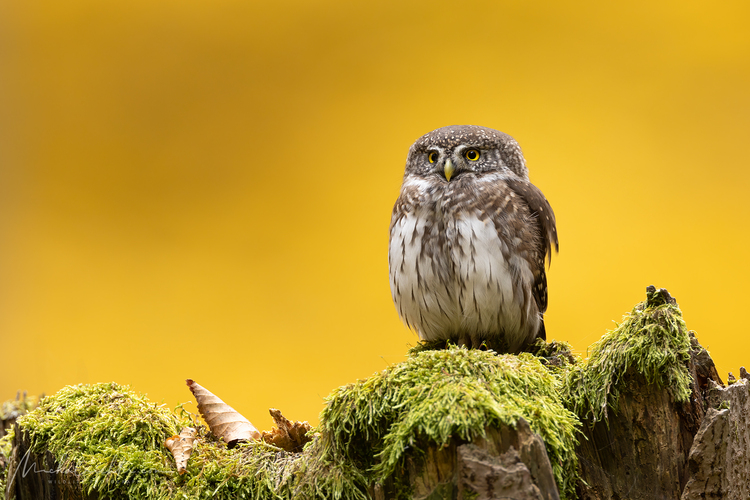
[444,159,455,181]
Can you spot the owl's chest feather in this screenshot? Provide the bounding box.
[389,184,534,345]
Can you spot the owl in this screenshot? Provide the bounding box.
[388,125,558,354]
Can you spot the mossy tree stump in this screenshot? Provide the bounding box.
[572,288,724,499]
[2,286,749,500]
[575,337,722,499]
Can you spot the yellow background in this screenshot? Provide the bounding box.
[1,1,749,428]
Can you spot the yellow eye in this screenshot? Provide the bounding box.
[428,151,439,163]
[465,149,480,161]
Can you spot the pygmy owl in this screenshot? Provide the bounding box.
[388,125,558,354]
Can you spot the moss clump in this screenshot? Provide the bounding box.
[17,382,185,498]
[317,346,580,499]
[529,338,578,372]
[565,286,693,423]
[0,431,11,495]
[1,391,39,424]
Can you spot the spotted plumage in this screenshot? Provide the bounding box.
[388,125,558,353]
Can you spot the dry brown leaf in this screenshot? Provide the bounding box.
[165,426,196,474]
[260,408,313,452]
[186,379,260,447]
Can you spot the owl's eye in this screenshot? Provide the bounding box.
[428,151,439,164]
[465,149,480,161]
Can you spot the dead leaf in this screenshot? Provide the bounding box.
[260,408,313,452]
[186,379,260,447]
[165,426,196,474]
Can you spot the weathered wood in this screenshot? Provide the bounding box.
[458,445,544,500]
[681,377,750,500]
[5,424,93,500]
[385,418,561,500]
[575,330,722,500]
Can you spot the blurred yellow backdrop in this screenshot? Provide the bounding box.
[1,1,749,427]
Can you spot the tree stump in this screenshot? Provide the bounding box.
[3,286,749,500]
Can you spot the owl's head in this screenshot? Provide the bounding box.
[404,125,528,182]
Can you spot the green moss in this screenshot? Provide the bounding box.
[1,392,39,422]
[5,381,370,500]
[317,346,580,499]
[12,382,323,499]
[7,348,580,500]
[564,286,693,423]
[0,431,11,495]
[17,383,184,498]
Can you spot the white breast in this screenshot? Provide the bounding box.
[389,206,537,352]
[453,214,519,332]
[389,208,460,336]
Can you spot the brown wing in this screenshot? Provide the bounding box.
[504,178,559,262]
[504,177,558,314]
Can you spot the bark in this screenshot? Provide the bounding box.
[681,377,750,500]
[575,331,724,500]
[5,423,94,500]
[457,445,545,500]
[371,418,561,500]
